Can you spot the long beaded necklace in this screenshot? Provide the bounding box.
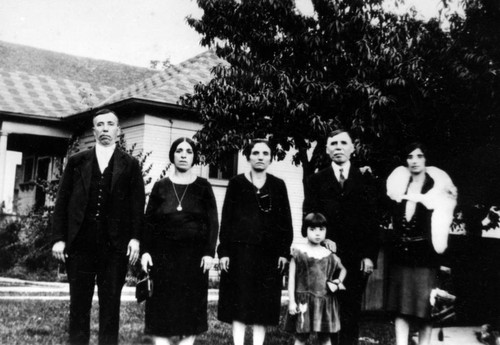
[250,171,272,213]
[171,179,189,211]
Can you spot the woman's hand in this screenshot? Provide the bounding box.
[278,257,288,273]
[219,257,230,272]
[141,253,153,273]
[323,239,337,253]
[200,256,213,273]
[288,301,298,315]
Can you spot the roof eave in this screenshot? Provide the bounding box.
[65,97,200,123]
[0,110,68,123]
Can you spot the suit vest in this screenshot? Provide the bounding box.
[72,152,114,251]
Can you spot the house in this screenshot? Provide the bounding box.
[0,40,156,214]
[0,41,384,310]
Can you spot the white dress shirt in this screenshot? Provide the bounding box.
[95,143,116,173]
[331,161,351,182]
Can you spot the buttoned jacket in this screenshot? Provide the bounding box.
[51,148,145,253]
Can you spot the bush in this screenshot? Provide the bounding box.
[19,209,56,272]
[0,221,23,270]
[0,208,57,279]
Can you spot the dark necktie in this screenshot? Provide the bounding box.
[339,168,346,188]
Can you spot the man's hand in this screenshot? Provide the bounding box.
[323,239,337,253]
[127,239,140,265]
[141,253,153,272]
[288,301,298,315]
[360,258,374,275]
[278,257,288,274]
[201,256,214,274]
[52,241,67,263]
[219,257,230,272]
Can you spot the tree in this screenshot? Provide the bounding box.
[183,0,500,196]
[182,0,441,179]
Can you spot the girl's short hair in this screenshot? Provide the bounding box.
[402,142,428,166]
[243,139,274,161]
[301,212,328,237]
[169,137,199,166]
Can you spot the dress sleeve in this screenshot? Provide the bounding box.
[203,180,219,257]
[276,178,294,259]
[142,181,162,254]
[217,178,237,258]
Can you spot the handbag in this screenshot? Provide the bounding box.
[326,279,346,294]
[430,267,456,341]
[135,273,153,303]
[430,288,456,324]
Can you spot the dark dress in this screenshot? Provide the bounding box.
[284,249,341,334]
[386,174,439,320]
[142,177,218,337]
[217,173,293,325]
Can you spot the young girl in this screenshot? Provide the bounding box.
[285,212,347,345]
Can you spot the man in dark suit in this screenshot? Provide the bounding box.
[303,129,379,345]
[51,109,145,345]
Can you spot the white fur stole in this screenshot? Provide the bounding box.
[386,166,458,252]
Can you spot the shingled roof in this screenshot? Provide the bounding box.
[0,40,156,89]
[0,68,117,119]
[0,42,224,120]
[98,50,225,107]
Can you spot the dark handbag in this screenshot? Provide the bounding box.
[135,273,153,303]
[430,267,456,341]
[431,289,456,324]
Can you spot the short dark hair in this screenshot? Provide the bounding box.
[327,128,352,140]
[243,139,274,161]
[301,212,328,237]
[93,108,119,122]
[402,142,428,166]
[169,137,199,166]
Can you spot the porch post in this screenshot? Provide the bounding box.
[0,131,8,211]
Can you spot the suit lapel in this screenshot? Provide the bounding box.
[324,166,342,194]
[342,165,359,195]
[78,149,94,194]
[111,149,126,192]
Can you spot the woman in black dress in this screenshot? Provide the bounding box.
[217,139,293,345]
[140,137,219,345]
[385,143,456,345]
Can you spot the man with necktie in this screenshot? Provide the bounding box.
[303,129,379,345]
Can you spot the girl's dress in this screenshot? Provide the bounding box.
[143,177,219,337]
[386,173,439,320]
[284,249,341,334]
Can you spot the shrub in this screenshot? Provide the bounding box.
[0,221,23,270]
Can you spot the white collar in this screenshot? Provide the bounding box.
[331,161,350,179]
[95,143,116,173]
[95,143,116,157]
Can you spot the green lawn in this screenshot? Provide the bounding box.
[0,301,394,345]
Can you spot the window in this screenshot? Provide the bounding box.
[23,157,35,182]
[36,157,51,181]
[209,154,238,180]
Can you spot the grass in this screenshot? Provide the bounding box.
[0,301,394,345]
